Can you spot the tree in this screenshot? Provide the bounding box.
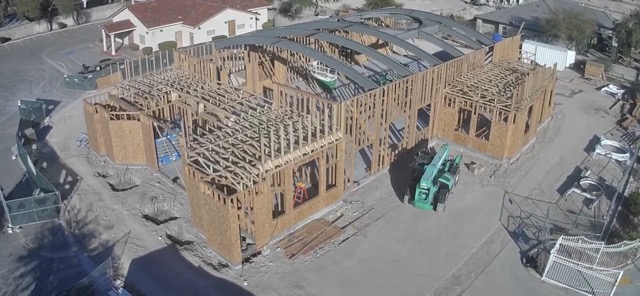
[277,0,317,20]
[14,0,76,25]
[614,9,640,59]
[544,9,596,50]
[363,0,402,9]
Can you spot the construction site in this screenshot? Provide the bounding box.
[81,8,559,266]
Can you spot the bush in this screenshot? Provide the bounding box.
[628,191,640,217]
[211,35,227,41]
[262,20,274,29]
[128,43,140,51]
[57,22,67,29]
[141,46,153,56]
[363,0,402,9]
[158,40,177,51]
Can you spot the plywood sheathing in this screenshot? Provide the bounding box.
[435,57,557,159]
[84,34,557,265]
[84,68,347,265]
[585,60,606,81]
[96,71,123,89]
[492,34,522,62]
[82,93,158,169]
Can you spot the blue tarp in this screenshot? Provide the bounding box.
[492,33,504,42]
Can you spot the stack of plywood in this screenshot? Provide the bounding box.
[584,61,606,81]
[277,218,344,259]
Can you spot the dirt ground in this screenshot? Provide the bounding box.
[44,62,628,296]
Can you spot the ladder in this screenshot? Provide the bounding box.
[293,182,309,204]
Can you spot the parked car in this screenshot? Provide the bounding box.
[94,58,125,71]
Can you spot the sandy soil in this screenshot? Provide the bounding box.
[47,99,244,295]
[39,1,639,295]
[44,63,628,296]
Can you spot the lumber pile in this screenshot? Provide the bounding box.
[584,61,607,81]
[619,85,640,130]
[277,218,344,259]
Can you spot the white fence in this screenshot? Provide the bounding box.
[522,40,576,71]
[542,236,640,296]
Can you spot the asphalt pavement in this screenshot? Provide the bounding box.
[0,21,108,191]
[0,21,122,295]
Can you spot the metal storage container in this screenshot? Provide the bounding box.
[522,40,576,71]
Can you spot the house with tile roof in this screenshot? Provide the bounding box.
[100,0,271,55]
[474,0,617,41]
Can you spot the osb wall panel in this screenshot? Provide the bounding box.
[140,116,159,171]
[96,72,123,89]
[507,91,550,157]
[493,35,522,62]
[185,166,242,264]
[340,49,487,186]
[540,78,557,122]
[433,104,513,159]
[108,118,154,166]
[252,141,345,249]
[83,101,105,156]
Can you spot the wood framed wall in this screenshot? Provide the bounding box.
[82,94,157,170]
[83,33,558,265]
[434,59,557,159]
[84,70,346,265]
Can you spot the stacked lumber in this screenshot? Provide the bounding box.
[277,218,344,259]
[584,61,607,81]
[619,85,640,129]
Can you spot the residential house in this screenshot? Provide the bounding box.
[474,0,617,41]
[100,0,271,55]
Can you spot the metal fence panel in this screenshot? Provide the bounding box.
[58,257,114,296]
[63,74,98,91]
[5,191,62,226]
[542,235,640,296]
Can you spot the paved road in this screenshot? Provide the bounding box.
[0,22,113,296]
[0,22,108,191]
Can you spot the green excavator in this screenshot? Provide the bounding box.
[407,143,462,213]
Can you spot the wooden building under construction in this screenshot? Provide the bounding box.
[83,8,557,264]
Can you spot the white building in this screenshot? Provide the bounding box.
[100,0,271,55]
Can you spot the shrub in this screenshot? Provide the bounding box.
[211,35,227,41]
[158,40,177,51]
[363,0,403,9]
[57,22,67,29]
[262,20,274,29]
[128,43,140,51]
[141,46,153,56]
[629,191,640,217]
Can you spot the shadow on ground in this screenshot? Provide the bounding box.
[388,139,429,203]
[555,166,583,196]
[124,244,254,296]
[583,134,601,155]
[35,141,82,202]
[0,199,118,296]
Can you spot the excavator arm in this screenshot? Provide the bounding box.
[413,144,450,210]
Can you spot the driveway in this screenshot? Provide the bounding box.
[0,22,106,193]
